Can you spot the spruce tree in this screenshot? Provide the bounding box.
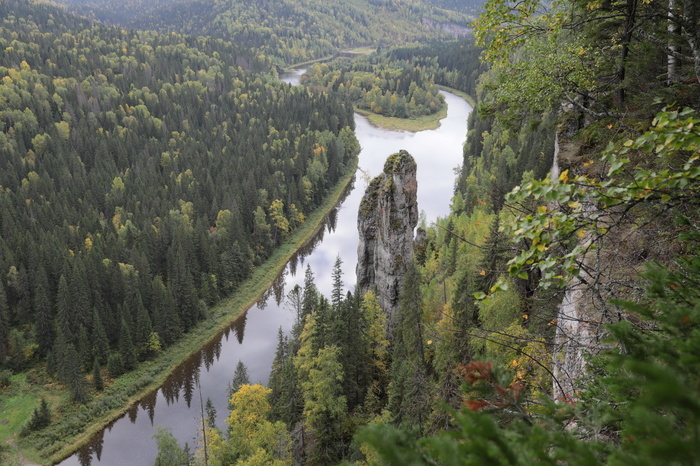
[91,308,110,364]
[21,398,51,435]
[301,265,318,318]
[0,284,10,363]
[33,267,54,357]
[55,274,73,343]
[360,290,389,414]
[134,295,153,359]
[269,329,304,428]
[118,318,137,372]
[92,358,104,391]
[151,276,180,347]
[330,256,344,310]
[205,397,216,429]
[388,262,432,434]
[78,326,92,371]
[228,360,250,402]
[107,352,124,378]
[71,259,91,331]
[64,342,87,403]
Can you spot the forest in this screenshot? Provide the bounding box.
[147,0,700,461]
[297,39,484,124]
[1,0,700,464]
[58,0,474,66]
[0,0,359,412]
[302,57,445,118]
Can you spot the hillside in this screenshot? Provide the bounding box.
[57,0,472,65]
[0,1,359,458]
[352,0,700,462]
[2,0,698,464]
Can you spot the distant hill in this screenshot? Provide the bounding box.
[55,0,473,65]
[422,0,485,13]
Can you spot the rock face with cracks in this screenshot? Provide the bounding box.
[356,150,418,326]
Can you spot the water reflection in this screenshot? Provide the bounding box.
[231,311,247,344]
[142,391,158,426]
[60,82,470,466]
[272,270,287,306]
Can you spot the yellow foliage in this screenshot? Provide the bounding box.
[224,384,291,464]
[227,384,272,430]
[55,120,70,140]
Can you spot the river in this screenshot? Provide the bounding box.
[59,71,471,466]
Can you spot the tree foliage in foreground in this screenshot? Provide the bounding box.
[360,238,700,464]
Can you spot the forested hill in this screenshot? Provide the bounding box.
[422,0,484,13]
[55,0,472,65]
[0,0,358,399]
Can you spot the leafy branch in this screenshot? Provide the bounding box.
[478,107,700,300]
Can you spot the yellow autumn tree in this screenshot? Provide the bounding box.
[269,199,290,243]
[220,384,291,465]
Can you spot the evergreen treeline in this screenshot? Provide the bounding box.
[356,0,700,462]
[301,38,485,119]
[386,38,487,100]
[423,0,485,13]
[155,260,390,464]
[191,0,700,462]
[302,56,445,119]
[58,0,471,66]
[0,0,359,402]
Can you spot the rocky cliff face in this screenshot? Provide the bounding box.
[356,150,418,325]
[551,132,600,401]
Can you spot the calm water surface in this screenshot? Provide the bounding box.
[59,72,471,466]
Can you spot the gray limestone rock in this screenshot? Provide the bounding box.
[356,150,418,325]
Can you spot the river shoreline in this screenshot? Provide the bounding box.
[14,158,359,466]
[53,84,471,466]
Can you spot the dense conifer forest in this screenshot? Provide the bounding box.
[1,0,699,464]
[0,0,358,407]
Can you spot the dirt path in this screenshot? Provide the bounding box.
[4,439,42,466]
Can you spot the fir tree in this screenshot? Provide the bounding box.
[91,308,110,365]
[118,318,137,372]
[331,256,344,310]
[92,358,104,392]
[78,326,92,371]
[0,284,10,363]
[55,275,73,343]
[227,360,250,402]
[33,269,54,357]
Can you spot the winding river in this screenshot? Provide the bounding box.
[59,71,471,466]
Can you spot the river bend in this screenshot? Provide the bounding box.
[59,71,471,466]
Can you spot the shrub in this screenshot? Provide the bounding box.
[0,369,12,388]
[20,398,51,436]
